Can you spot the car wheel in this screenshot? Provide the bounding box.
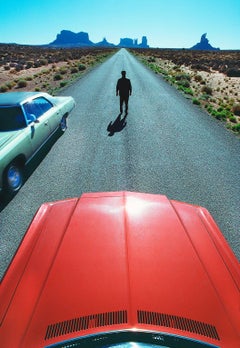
[60,115,68,132]
[4,162,23,194]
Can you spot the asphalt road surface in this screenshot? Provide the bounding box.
[0,49,239,279]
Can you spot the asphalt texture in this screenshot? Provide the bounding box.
[0,48,239,279]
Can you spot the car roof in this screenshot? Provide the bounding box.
[0,191,239,347]
[0,91,45,106]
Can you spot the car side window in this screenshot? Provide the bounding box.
[36,97,53,114]
[23,97,53,122]
[0,106,26,130]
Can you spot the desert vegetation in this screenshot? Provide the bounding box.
[131,48,240,134]
[0,44,116,95]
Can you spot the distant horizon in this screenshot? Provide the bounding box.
[1,0,239,50]
[0,30,231,50]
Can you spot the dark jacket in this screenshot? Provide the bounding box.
[116,77,132,97]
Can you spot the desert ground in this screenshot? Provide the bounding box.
[0,44,115,95]
[131,48,240,134]
[0,44,240,134]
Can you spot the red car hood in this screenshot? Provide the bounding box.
[0,191,239,347]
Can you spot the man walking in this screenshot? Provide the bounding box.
[116,71,132,114]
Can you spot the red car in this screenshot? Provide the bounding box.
[0,192,239,347]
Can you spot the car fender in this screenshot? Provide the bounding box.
[0,129,32,190]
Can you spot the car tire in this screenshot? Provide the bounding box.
[60,115,68,132]
[4,162,23,194]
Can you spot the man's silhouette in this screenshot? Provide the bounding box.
[116,71,132,114]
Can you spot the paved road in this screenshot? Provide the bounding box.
[0,49,239,279]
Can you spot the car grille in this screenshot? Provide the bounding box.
[137,310,220,341]
[45,309,220,341]
[45,310,128,340]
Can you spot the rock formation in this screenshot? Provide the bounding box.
[118,36,149,48]
[95,38,115,47]
[50,30,93,47]
[49,30,149,48]
[190,33,220,50]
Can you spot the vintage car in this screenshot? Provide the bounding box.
[0,191,239,347]
[0,91,75,194]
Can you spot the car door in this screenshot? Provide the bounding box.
[23,97,53,153]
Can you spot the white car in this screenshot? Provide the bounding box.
[0,91,75,194]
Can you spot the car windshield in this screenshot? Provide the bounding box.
[0,106,26,131]
[46,331,219,348]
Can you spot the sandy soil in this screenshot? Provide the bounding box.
[136,54,240,133]
[0,60,92,94]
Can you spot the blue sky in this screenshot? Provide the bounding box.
[0,0,239,49]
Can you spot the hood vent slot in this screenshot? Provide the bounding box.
[137,310,220,341]
[45,310,127,340]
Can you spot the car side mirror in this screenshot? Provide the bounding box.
[28,114,39,124]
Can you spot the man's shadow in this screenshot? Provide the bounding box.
[107,113,127,136]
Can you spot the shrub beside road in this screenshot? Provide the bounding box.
[131,48,240,134]
[0,44,116,95]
